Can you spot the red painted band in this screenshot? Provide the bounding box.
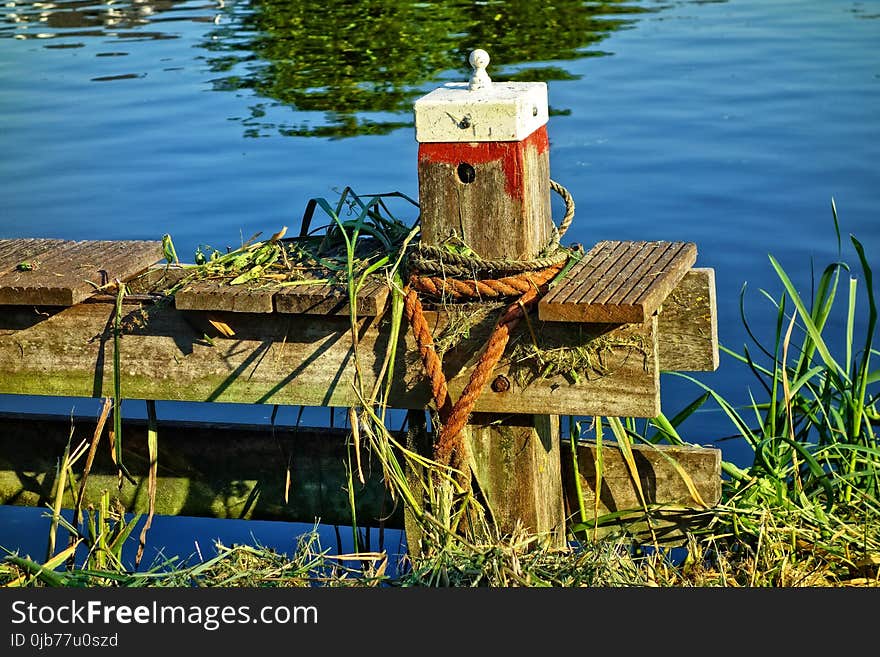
[418,126,549,201]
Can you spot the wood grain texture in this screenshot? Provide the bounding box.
[539,240,697,323]
[131,264,716,376]
[173,276,390,316]
[565,441,722,511]
[0,238,67,271]
[415,126,562,545]
[173,279,276,313]
[0,239,162,306]
[0,266,721,416]
[274,278,389,316]
[0,301,660,417]
[561,440,722,545]
[417,127,553,260]
[657,268,719,372]
[467,413,565,539]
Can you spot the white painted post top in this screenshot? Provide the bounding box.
[414,49,549,143]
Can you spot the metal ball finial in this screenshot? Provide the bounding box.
[468,49,492,91]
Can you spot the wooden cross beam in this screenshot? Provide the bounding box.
[0,265,716,417]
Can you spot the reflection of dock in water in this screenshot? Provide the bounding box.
[0,0,223,41]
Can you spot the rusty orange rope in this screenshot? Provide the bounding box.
[403,262,565,470]
[410,271,551,300]
[403,287,453,424]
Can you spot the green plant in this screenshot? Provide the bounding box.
[649,203,880,569]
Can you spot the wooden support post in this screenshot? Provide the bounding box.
[411,49,565,546]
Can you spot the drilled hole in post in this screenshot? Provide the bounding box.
[457,162,476,184]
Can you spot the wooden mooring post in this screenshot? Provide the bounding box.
[408,49,565,548]
[0,49,723,552]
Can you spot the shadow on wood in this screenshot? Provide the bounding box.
[561,440,722,545]
[0,412,399,528]
[0,412,722,547]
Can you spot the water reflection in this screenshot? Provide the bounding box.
[1,0,659,138]
[0,0,221,41]
[202,0,656,137]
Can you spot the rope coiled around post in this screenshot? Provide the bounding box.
[407,179,575,279]
[403,180,576,474]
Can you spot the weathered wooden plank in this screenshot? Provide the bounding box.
[561,440,722,545]
[0,265,713,417]
[172,276,390,316]
[617,242,695,304]
[565,440,722,512]
[274,278,389,316]
[122,263,189,295]
[545,240,625,304]
[0,239,162,306]
[558,241,650,306]
[467,413,564,537]
[0,413,397,528]
[0,264,717,415]
[588,242,667,305]
[403,409,431,556]
[0,238,67,272]
[657,268,719,372]
[487,315,661,417]
[539,240,697,324]
[0,413,721,533]
[174,279,276,313]
[0,301,661,417]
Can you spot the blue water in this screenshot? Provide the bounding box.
[1,0,878,567]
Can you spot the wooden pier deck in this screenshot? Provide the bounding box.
[540,240,697,323]
[0,238,163,306]
[0,235,721,540]
[0,57,726,548]
[0,237,717,417]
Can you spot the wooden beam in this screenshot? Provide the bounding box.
[467,413,564,537]
[0,264,715,421]
[273,279,389,316]
[132,263,719,374]
[657,268,719,372]
[561,440,722,545]
[0,413,722,542]
[174,277,390,316]
[0,299,662,417]
[415,117,565,545]
[0,239,162,306]
[416,128,553,261]
[173,279,276,313]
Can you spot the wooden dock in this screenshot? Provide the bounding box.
[0,411,720,542]
[0,235,720,544]
[0,238,717,417]
[0,238,163,306]
[0,50,724,548]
